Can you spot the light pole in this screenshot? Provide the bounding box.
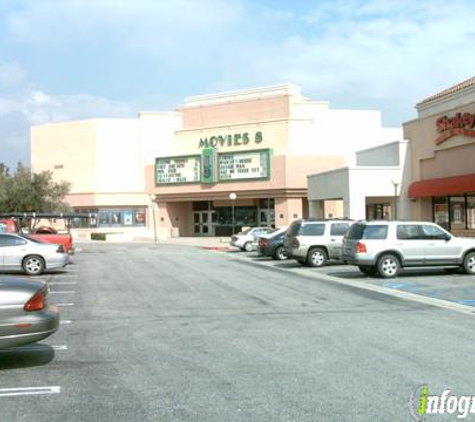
[229,192,237,235]
[149,194,157,242]
[391,180,399,220]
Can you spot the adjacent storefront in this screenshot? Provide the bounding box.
[405,76,475,236]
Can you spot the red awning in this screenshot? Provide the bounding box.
[408,173,475,198]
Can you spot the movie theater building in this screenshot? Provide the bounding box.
[146,84,401,237]
[31,84,401,239]
[404,76,475,236]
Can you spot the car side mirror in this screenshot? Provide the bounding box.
[444,234,451,241]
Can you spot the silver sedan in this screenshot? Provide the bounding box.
[0,233,70,275]
[0,278,60,349]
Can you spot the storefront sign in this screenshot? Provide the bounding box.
[436,112,475,145]
[201,148,215,184]
[218,149,270,181]
[155,155,201,184]
[199,131,263,149]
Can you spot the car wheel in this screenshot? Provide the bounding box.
[23,255,45,275]
[463,252,475,274]
[307,247,327,267]
[273,246,288,261]
[243,242,253,252]
[377,254,400,278]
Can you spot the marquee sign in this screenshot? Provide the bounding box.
[155,155,201,184]
[436,112,475,145]
[199,131,263,149]
[218,149,270,181]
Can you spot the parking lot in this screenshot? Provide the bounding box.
[2,242,475,422]
[224,248,475,313]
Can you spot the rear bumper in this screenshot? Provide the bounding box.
[341,255,376,266]
[47,254,70,269]
[0,305,60,349]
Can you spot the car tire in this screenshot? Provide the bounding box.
[463,252,475,274]
[307,247,327,267]
[243,242,253,252]
[273,246,288,261]
[377,254,400,278]
[23,255,45,275]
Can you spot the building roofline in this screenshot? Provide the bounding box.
[416,75,475,108]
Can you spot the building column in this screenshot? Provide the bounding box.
[343,194,366,220]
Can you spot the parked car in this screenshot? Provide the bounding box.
[284,219,353,267]
[0,233,70,275]
[0,278,60,349]
[340,220,475,278]
[257,227,289,260]
[0,218,74,254]
[231,227,274,251]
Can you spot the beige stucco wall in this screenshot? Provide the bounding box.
[31,120,98,193]
[179,94,291,130]
[404,99,475,182]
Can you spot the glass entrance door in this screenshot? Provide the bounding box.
[193,211,215,236]
[258,209,275,227]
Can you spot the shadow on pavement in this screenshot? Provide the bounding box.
[0,344,55,370]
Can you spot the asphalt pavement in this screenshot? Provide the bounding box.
[1,243,475,422]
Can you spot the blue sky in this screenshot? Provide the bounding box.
[1,0,475,170]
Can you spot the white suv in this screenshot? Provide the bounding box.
[341,220,475,278]
[284,219,353,267]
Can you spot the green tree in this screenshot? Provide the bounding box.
[0,163,71,213]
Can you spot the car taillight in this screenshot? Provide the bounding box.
[24,288,46,312]
[356,242,367,253]
[56,245,65,253]
[293,238,300,247]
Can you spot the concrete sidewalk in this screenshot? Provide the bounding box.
[76,236,234,249]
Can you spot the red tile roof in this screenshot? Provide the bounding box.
[417,75,475,107]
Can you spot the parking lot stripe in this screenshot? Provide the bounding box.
[56,303,74,306]
[49,281,77,285]
[60,320,72,325]
[0,387,61,397]
[49,291,76,294]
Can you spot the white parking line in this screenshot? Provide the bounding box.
[0,386,61,397]
[60,320,72,325]
[49,291,76,294]
[56,303,74,307]
[49,281,77,285]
